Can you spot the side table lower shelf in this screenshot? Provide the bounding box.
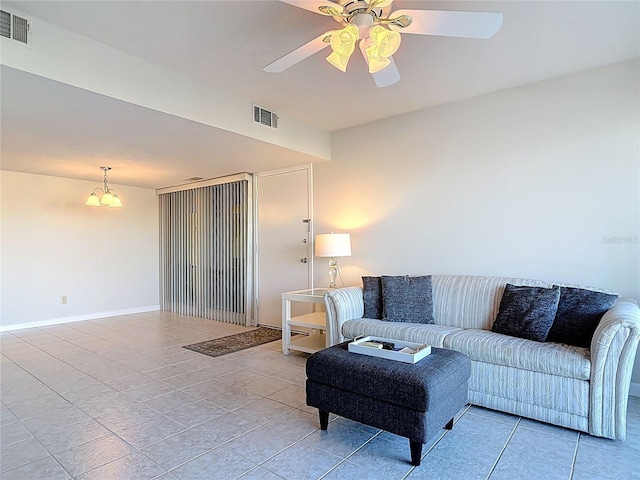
[282,289,331,355]
[288,333,327,354]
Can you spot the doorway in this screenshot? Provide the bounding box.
[255,166,313,328]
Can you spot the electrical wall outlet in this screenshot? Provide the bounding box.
[61,295,68,305]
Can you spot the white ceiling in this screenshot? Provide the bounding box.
[1,0,638,189]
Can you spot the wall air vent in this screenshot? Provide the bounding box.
[0,9,30,45]
[253,105,278,129]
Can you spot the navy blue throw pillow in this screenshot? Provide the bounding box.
[546,287,619,347]
[381,275,434,324]
[362,276,383,319]
[491,284,560,342]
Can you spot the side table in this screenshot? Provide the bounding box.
[282,288,331,355]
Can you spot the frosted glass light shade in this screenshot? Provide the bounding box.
[100,191,114,206]
[326,51,351,72]
[330,25,358,56]
[85,193,101,207]
[366,26,401,73]
[315,233,351,258]
[367,55,391,73]
[326,25,358,72]
[110,195,123,208]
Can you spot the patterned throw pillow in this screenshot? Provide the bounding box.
[491,284,560,342]
[362,276,383,319]
[381,275,434,324]
[546,287,619,347]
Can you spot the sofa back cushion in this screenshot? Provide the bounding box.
[381,275,434,324]
[362,276,383,319]
[431,275,552,330]
[491,284,560,342]
[546,287,619,347]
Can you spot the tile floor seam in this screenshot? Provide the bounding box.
[568,433,581,480]
[74,446,170,479]
[315,428,384,480]
[0,425,72,478]
[484,416,521,479]
[160,414,270,474]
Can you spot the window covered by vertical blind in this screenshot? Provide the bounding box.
[159,178,251,325]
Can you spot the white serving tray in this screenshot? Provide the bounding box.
[348,336,431,364]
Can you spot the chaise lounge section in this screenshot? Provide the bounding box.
[323,275,640,440]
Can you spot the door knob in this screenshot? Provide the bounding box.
[300,258,308,263]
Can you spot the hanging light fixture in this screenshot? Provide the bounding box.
[85,166,123,208]
[365,25,401,73]
[326,24,359,72]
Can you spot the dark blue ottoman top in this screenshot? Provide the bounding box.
[306,342,470,412]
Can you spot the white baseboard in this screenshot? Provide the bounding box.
[630,382,640,397]
[0,305,161,332]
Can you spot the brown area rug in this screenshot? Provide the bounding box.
[183,327,282,358]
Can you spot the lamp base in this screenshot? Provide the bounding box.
[328,257,338,289]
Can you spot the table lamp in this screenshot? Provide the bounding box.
[315,233,351,288]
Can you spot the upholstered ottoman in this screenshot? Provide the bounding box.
[306,342,471,466]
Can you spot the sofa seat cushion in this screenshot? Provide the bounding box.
[443,329,590,380]
[342,318,462,348]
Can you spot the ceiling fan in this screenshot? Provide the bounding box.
[263,0,503,87]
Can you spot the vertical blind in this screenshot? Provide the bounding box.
[159,178,251,325]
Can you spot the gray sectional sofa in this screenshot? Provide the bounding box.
[323,275,640,440]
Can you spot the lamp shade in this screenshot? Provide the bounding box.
[85,193,101,207]
[326,25,358,72]
[100,191,114,206]
[315,233,351,258]
[365,26,401,74]
[109,194,123,208]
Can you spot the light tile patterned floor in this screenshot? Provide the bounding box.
[0,311,638,479]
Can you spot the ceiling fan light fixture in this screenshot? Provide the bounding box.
[366,25,400,73]
[367,55,391,73]
[365,25,400,73]
[326,24,359,72]
[265,2,504,87]
[326,51,350,72]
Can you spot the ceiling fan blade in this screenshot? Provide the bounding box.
[371,57,401,87]
[264,31,333,73]
[358,42,401,87]
[368,0,394,8]
[279,0,344,16]
[388,9,503,39]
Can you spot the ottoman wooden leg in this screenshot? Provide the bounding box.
[445,417,454,429]
[410,440,422,466]
[319,410,329,430]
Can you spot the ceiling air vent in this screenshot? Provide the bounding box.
[253,105,278,129]
[1,9,30,45]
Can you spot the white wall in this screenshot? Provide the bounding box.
[0,171,159,329]
[313,60,640,384]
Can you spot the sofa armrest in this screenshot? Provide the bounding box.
[589,298,640,440]
[323,287,364,346]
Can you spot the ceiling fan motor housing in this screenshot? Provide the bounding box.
[352,13,375,38]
